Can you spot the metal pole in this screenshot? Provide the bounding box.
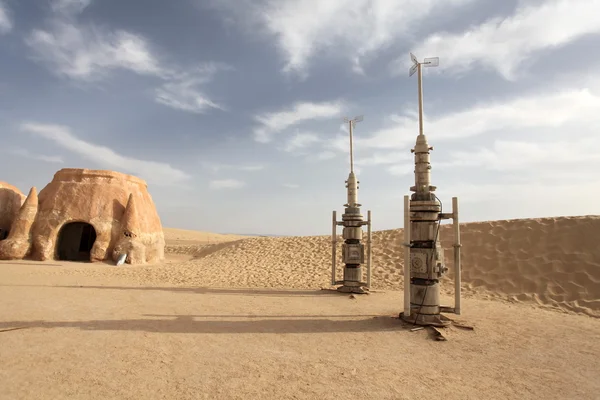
[403,195,411,317]
[452,197,462,315]
[367,210,372,288]
[331,210,337,286]
[417,63,424,137]
[349,121,354,173]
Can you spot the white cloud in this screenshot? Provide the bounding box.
[253,100,343,143]
[202,162,265,173]
[324,132,351,154]
[442,138,600,172]
[7,147,64,164]
[209,179,246,189]
[390,164,600,220]
[303,150,338,162]
[26,22,165,81]
[331,79,600,181]
[355,152,412,167]
[278,130,346,162]
[20,122,191,186]
[0,1,13,34]
[283,131,321,152]
[154,63,231,114]
[352,152,414,176]
[211,0,475,76]
[437,179,600,210]
[51,0,92,16]
[238,165,265,171]
[315,151,337,161]
[283,183,299,189]
[387,164,413,176]
[398,0,600,80]
[25,8,226,114]
[359,88,600,150]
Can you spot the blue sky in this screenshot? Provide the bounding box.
[0,0,599,236]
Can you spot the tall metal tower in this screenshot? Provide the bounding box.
[331,115,372,294]
[401,54,463,326]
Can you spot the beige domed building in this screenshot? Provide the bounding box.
[0,182,26,241]
[0,168,165,264]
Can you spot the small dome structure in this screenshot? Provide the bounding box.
[0,181,26,241]
[0,169,165,264]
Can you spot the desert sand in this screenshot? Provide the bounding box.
[163,227,249,245]
[1,215,599,399]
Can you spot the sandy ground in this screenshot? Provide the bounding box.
[1,265,599,400]
[1,215,599,399]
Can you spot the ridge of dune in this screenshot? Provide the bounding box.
[164,215,600,318]
[163,227,248,244]
[162,228,249,262]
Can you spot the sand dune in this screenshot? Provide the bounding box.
[163,227,248,245]
[438,215,600,317]
[5,216,597,318]
[160,215,600,318]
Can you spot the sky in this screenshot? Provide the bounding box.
[0,0,599,236]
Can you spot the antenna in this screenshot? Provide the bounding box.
[409,53,439,137]
[331,113,372,294]
[342,115,363,173]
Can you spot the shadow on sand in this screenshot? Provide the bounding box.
[1,284,345,297]
[0,261,63,267]
[0,314,402,334]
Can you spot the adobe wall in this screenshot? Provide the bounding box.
[31,168,165,263]
[0,182,26,235]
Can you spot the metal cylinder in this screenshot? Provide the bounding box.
[331,211,337,286]
[342,207,363,222]
[346,172,358,206]
[342,226,363,240]
[417,63,423,136]
[367,210,372,289]
[403,195,411,317]
[344,266,362,282]
[410,281,441,316]
[453,197,461,315]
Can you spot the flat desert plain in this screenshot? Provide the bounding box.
[1,216,599,400]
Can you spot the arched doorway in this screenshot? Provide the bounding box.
[56,222,97,261]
